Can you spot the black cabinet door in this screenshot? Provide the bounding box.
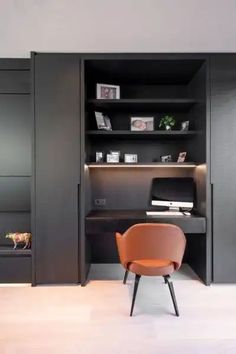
[34,54,80,284]
[211,55,236,282]
[0,95,31,175]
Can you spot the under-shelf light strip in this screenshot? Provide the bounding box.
[85,164,197,168]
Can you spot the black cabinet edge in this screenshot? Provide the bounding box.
[0,59,30,70]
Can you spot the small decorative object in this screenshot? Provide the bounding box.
[159,115,176,130]
[5,232,31,249]
[107,152,120,163]
[96,152,103,162]
[95,112,112,130]
[181,120,189,131]
[177,152,187,162]
[96,83,120,99]
[130,117,154,131]
[161,155,172,163]
[124,154,138,163]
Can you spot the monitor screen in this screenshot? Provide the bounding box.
[151,177,195,210]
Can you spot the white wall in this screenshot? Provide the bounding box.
[1,0,236,57]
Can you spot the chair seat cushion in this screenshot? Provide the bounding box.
[128,259,174,276]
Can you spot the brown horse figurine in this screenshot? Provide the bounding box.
[5,233,31,249]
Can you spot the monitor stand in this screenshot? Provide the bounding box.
[169,206,180,212]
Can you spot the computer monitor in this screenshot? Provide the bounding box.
[151,177,195,211]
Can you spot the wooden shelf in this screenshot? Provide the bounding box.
[87,98,197,112]
[0,246,32,256]
[87,162,197,168]
[86,130,196,139]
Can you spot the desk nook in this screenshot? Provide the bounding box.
[83,56,209,284]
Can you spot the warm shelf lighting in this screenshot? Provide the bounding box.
[86,163,197,168]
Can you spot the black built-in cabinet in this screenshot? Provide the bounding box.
[211,55,236,282]
[33,54,81,284]
[1,54,236,285]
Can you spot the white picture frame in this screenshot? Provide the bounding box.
[95,112,112,130]
[130,117,154,131]
[107,154,119,163]
[181,120,189,131]
[96,83,120,99]
[124,154,138,163]
[160,155,172,163]
[177,152,187,163]
[96,152,103,163]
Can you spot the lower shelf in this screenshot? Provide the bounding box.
[0,245,32,256]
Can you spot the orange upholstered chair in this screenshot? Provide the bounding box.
[115,223,186,316]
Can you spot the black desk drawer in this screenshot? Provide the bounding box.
[86,216,206,234]
[145,216,206,234]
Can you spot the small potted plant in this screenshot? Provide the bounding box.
[159,115,176,131]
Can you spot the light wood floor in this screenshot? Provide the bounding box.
[1,264,236,354]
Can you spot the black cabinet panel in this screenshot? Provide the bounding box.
[0,95,31,175]
[87,233,119,263]
[0,59,30,70]
[0,212,31,246]
[34,54,80,284]
[211,55,236,282]
[0,71,30,93]
[0,177,30,211]
[0,256,31,283]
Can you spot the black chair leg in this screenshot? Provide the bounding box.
[164,275,180,317]
[130,274,141,316]
[123,269,129,284]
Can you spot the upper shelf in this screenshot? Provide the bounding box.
[86,130,196,139]
[87,99,197,112]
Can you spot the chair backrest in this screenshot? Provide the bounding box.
[116,223,186,270]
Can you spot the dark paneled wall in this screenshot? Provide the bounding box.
[0,59,31,242]
[90,167,194,210]
[0,59,31,282]
[0,95,31,175]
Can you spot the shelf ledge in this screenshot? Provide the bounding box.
[86,163,197,168]
[0,247,32,256]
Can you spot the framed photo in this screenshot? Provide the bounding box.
[96,83,120,99]
[95,112,112,130]
[160,155,172,163]
[104,115,112,130]
[130,117,154,131]
[107,154,119,163]
[177,152,187,163]
[96,152,103,163]
[124,154,138,163]
[181,120,189,131]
